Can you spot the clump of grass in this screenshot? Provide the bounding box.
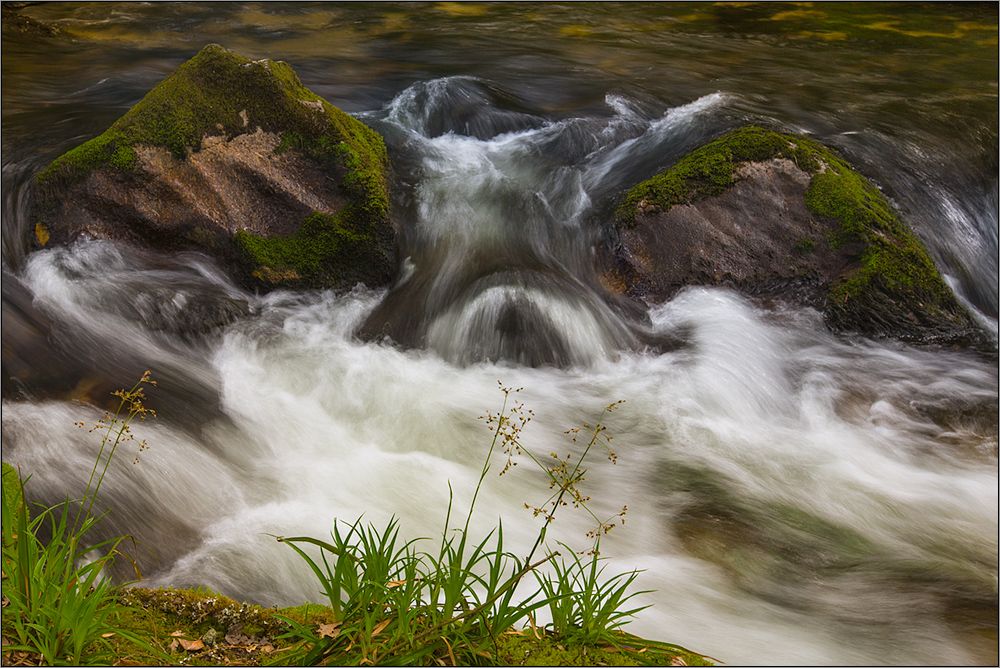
[2,378,712,666]
[275,384,708,666]
[535,546,648,646]
[1,373,166,666]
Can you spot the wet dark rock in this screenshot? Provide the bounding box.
[599,126,990,352]
[31,44,395,293]
[1,3,60,38]
[1,272,62,399]
[0,266,233,431]
[131,287,250,342]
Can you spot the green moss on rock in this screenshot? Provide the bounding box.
[616,126,825,228]
[235,210,392,288]
[801,151,953,318]
[118,587,291,640]
[37,45,384,184]
[107,586,711,666]
[616,126,971,340]
[494,632,715,666]
[33,44,393,292]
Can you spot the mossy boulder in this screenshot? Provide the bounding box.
[31,44,395,292]
[601,126,985,348]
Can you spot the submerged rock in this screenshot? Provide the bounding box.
[1,3,61,38]
[31,44,395,292]
[600,126,985,348]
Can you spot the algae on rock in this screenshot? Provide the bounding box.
[32,43,394,292]
[604,126,982,346]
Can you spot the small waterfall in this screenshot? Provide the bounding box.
[360,81,734,366]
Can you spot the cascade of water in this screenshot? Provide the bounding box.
[360,82,737,366]
[2,56,996,664]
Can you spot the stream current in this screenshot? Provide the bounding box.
[2,4,998,665]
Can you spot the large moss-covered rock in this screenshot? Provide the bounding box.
[32,44,394,291]
[600,126,984,347]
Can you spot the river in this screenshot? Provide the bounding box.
[2,3,997,665]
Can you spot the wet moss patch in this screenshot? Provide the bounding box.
[801,151,954,322]
[33,44,394,292]
[95,586,710,666]
[236,210,392,289]
[614,126,973,341]
[37,45,379,185]
[616,126,824,228]
[494,631,715,666]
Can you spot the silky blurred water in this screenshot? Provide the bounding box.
[2,4,997,665]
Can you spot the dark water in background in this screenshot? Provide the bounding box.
[2,3,998,665]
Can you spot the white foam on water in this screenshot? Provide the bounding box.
[4,281,995,664]
[5,83,996,665]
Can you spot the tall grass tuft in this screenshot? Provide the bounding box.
[274,383,665,665]
[535,542,650,645]
[1,373,165,666]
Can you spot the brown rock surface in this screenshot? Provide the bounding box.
[49,130,345,249]
[32,44,394,292]
[599,126,989,351]
[605,158,858,306]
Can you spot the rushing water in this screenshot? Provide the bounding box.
[2,4,998,665]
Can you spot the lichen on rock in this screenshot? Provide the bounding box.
[32,43,395,292]
[602,126,984,348]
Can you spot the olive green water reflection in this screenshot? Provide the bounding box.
[4,2,997,310]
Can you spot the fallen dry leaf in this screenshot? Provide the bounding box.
[6,650,42,667]
[168,632,204,652]
[102,632,116,638]
[669,656,688,666]
[181,638,204,651]
[371,619,391,638]
[318,622,342,639]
